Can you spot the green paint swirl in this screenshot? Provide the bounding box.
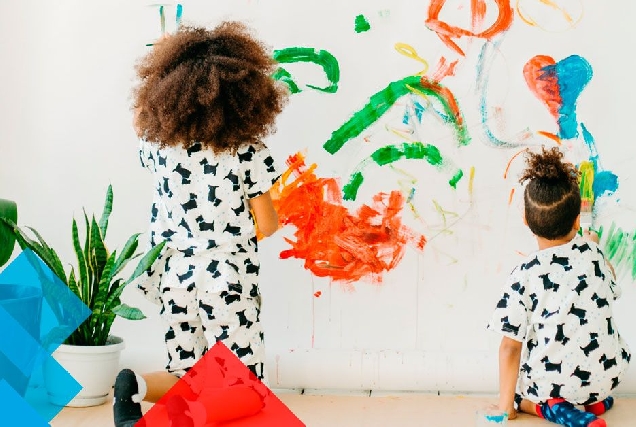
[342,142,463,201]
[323,76,469,155]
[273,47,340,94]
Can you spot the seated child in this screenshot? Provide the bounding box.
[488,147,630,427]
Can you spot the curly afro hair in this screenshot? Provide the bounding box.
[132,22,289,152]
[519,146,581,240]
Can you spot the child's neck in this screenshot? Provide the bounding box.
[536,229,578,250]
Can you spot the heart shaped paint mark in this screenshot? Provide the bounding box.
[523,54,593,140]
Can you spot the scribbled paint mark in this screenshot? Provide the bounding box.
[342,142,463,201]
[523,55,593,140]
[146,3,183,47]
[273,48,340,94]
[395,43,430,76]
[426,0,514,56]
[323,76,469,155]
[516,0,583,31]
[477,41,533,147]
[354,14,371,33]
[269,153,426,284]
[598,222,636,281]
[314,291,322,297]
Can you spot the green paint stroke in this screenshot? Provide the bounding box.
[343,142,463,201]
[355,14,371,33]
[598,222,636,280]
[323,76,469,155]
[342,172,364,201]
[273,47,340,94]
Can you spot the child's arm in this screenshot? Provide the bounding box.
[499,336,522,419]
[249,191,278,237]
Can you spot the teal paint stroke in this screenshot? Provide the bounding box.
[342,142,463,201]
[273,47,340,94]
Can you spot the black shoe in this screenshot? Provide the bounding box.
[113,369,143,427]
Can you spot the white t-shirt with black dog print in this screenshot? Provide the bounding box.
[488,235,631,405]
[136,139,281,304]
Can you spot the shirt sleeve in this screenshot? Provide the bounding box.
[487,266,530,342]
[239,144,281,199]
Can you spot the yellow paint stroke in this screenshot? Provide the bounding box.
[515,0,584,29]
[433,199,459,231]
[395,43,430,76]
[468,166,475,195]
[389,165,421,219]
[503,148,528,179]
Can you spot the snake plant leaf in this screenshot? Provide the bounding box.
[72,218,89,301]
[24,226,66,283]
[112,233,141,277]
[0,199,17,267]
[90,251,117,332]
[4,219,68,285]
[125,240,166,285]
[98,184,113,239]
[112,303,146,320]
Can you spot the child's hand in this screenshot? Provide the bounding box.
[505,407,517,420]
[582,229,599,244]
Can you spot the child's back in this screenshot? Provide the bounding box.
[489,233,629,405]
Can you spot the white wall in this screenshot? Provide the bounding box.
[1,0,635,394]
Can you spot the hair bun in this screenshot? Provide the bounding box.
[519,146,579,185]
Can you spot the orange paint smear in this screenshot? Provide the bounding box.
[426,0,514,56]
[508,188,515,205]
[503,148,527,179]
[537,131,561,144]
[270,153,426,284]
[314,291,322,298]
[431,57,459,82]
[471,0,488,31]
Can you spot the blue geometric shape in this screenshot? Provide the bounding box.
[0,249,90,351]
[0,380,50,426]
[0,249,91,422]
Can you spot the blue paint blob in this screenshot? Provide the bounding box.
[593,171,619,200]
[545,55,593,140]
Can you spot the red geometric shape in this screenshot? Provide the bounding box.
[138,342,305,426]
[523,55,563,120]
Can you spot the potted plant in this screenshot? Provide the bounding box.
[2,185,165,407]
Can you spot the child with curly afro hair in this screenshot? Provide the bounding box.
[113,22,289,427]
[487,147,630,427]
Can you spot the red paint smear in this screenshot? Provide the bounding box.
[431,57,459,81]
[420,78,464,128]
[426,0,514,56]
[523,55,562,120]
[270,153,426,284]
[314,291,322,297]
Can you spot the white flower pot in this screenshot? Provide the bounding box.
[44,335,125,407]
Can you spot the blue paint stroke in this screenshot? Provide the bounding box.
[176,4,183,27]
[544,55,593,140]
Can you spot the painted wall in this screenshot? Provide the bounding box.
[1,0,635,393]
